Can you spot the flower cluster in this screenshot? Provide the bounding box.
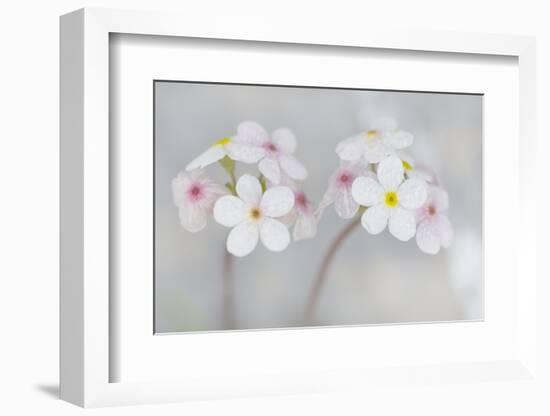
[321,118,453,254]
[173,118,453,256]
[172,121,316,257]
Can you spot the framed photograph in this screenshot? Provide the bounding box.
[60,8,538,407]
[153,81,483,334]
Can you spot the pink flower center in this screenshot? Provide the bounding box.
[337,170,354,188]
[427,204,436,216]
[187,183,204,202]
[264,141,279,154]
[295,191,308,210]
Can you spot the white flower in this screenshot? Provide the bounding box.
[185,124,269,171]
[229,121,307,184]
[213,174,295,257]
[278,180,317,241]
[351,155,428,241]
[172,170,226,232]
[397,150,435,183]
[317,160,373,219]
[415,186,454,254]
[336,117,414,164]
[186,137,235,171]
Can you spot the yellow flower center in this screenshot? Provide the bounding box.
[214,137,231,147]
[402,160,412,171]
[363,130,379,147]
[384,191,399,208]
[249,207,263,221]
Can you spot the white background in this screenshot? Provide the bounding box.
[0,1,548,415]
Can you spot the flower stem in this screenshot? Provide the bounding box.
[227,169,236,187]
[219,156,237,195]
[222,247,235,329]
[304,215,362,324]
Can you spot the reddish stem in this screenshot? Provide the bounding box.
[304,216,362,324]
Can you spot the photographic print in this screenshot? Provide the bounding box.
[154,81,482,333]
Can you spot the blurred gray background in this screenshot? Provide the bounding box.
[154,81,482,333]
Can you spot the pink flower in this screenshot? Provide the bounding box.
[230,121,308,184]
[278,180,318,241]
[171,170,226,232]
[317,160,373,219]
[415,186,454,254]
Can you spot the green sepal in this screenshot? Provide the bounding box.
[225,182,236,196]
[218,155,235,174]
[258,175,267,193]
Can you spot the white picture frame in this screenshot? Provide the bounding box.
[60,7,537,407]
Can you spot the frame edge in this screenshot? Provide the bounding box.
[59,8,85,407]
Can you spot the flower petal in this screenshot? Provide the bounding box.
[260,186,295,218]
[271,128,296,154]
[236,121,269,146]
[396,150,415,170]
[377,155,404,191]
[278,208,298,227]
[316,180,337,219]
[437,214,454,248]
[397,178,427,210]
[341,158,369,174]
[227,221,259,257]
[361,204,389,234]
[213,195,246,227]
[383,129,413,149]
[189,169,204,180]
[258,157,281,184]
[178,205,207,233]
[415,219,440,254]
[279,154,308,180]
[388,206,416,241]
[336,135,364,161]
[185,145,226,171]
[236,174,263,205]
[408,166,435,183]
[201,180,228,208]
[226,141,265,163]
[293,212,317,241]
[430,186,450,212]
[171,171,191,207]
[351,176,384,207]
[363,139,392,163]
[260,218,291,252]
[334,187,359,219]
